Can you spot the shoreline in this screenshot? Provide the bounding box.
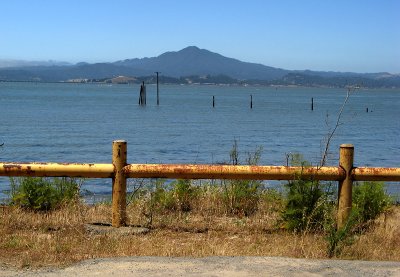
[1,80,399,90]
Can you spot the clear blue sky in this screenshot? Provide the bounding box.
[1,0,399,73]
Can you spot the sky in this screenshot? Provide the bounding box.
[1,0,399,73]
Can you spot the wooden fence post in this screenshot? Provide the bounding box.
[112,140,127,227]
[337,144,354,229]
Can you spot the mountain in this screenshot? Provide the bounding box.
[0,46,289,82]
[0,46,399,88]
[113,46,288,80]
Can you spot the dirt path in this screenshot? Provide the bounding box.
[1,256,400,277]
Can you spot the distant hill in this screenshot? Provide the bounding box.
[0,59,71,68]
[0,46,399,88]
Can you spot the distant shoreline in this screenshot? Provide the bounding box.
[1,80,399,90]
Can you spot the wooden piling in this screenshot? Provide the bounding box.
[138,83,143,105]
[112,140,127,227]
[337,144,354,229]
[213,96,215,107]
[138,85,141,105]
[155,71,160,105]
[250,95,253,109]
[139,82,146,106]
[311,97,314,111]
[143,82,146,105]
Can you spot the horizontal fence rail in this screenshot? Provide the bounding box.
[0,163,114,178]
[353,167,400,181]
[123,164,346,181]
[0,140,399,229]
[2,163,400,182]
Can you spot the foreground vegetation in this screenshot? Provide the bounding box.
[0,174,399,269]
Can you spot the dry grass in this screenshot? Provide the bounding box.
[0,196,399,269]
[339,206,400,260]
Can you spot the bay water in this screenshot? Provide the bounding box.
[1,82,399,200]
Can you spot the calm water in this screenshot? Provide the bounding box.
[1,82,399,199]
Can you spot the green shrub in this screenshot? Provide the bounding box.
[325,209,359,257]
[150,180,174,212]
[282,179,334,232]
[170,179,198,212]
[281,153,334,232]
[9,177,80,211]
[325,181,391,257]
[222,179,262,216]
[141,179,198,214]
[259,188,285,212]
[135,179,200,227]
[352,181,391,225]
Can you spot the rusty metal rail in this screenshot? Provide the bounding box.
[0,162,114,178]
[123,164,345,181]
[353,167,400,182]
[0,140,399,229]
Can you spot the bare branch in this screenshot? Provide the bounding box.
[320,86,359,167]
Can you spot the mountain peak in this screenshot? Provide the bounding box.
[180,46,200,52]
[163,46,204,56]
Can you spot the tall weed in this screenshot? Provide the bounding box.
[223,140,264,216]
[223,179,262,216]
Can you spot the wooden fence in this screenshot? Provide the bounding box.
[1,140,399,229]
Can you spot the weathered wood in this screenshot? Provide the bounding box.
[337,144,354,229]
[138,82,146,106]
[155,71,160,105]
[112,140,127,227]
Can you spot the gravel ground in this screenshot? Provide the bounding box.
[1,256,400,277]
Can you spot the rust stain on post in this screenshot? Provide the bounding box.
[112,140,127,228]
[337,144,354,229]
